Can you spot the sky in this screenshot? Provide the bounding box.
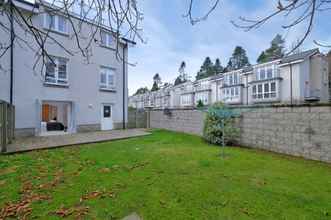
[128,0,331,95]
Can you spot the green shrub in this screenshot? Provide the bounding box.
[197,100,204,108]
[203,102,240,145]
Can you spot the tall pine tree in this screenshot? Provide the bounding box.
[257,51,268,63]
[134,87,149,95]
[257,34,285,63]
[151,73,161,91]
[196,57,214,80]
[226,46,250,71]
[175,61,188,86]
[213,58,224,74]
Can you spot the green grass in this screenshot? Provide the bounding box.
[0,129,331,219]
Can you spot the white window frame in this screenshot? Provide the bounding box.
[181,94,192,106]
[195,92,209,105]
[45,56,69,86]
[252,81,278,101]
[100,66,116,90]
[224,71,241,86]
[221,86,240,102]
[100,31,113,48]
[44,13,68,34]
[255,64,278,81]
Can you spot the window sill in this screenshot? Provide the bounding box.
[249,77,282,84]
[44,82,69,88]
[220,84,244,88]
[252,97,280,103]
[99,88,116,93]
[43,28,69,37]
[100,44,116,51]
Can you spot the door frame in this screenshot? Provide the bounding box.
[101,103,113,130]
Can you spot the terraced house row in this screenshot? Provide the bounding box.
[130,49,331,109]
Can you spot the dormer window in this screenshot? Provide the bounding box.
[100,31,112,48]
[44,13,68,34]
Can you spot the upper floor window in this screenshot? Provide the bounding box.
[255,64,277,81]
[44,13,68,34]
[100,31,112,48]
[224,71,240,86]
[45,56,68,85]
[100,67,116,90]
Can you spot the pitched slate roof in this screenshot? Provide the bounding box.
[281,48,319,64]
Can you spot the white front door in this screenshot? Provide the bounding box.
[101,104,113,130]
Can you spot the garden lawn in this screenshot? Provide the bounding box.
[0,129,331,219]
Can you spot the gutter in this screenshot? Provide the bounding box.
[278,59,304,67]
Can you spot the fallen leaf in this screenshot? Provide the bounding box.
[0,166,17,175]
[127,161,149,171]
[0,193,50,219]
[52,205,89,218]
[79,190,114,202]
[99,167,111,173]
[240,207,253,216]
[0,180,6,186]
[112,165,120,169]
[53,206,74,218]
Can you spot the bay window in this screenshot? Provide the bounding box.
[224,70,241,86]
[45,56,68,85]
[100,67,116,90]
[220,86,241,102]
[195,92,209,105]
[252,81,277,101]
[255,64,279,81]
[181,94,192,106]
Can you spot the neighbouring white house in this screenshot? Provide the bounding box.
[129,49,331,109]
[0,0,134,137]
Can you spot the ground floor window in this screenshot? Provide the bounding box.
[252,81,277,100]
[195,92,209,105]
[181,94,192,105]
[220,86,240,101]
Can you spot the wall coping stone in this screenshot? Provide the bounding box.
[149,102,331,111]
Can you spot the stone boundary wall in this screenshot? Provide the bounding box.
[149,105,331,163]
[150,109,204,136]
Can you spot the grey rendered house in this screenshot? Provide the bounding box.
[0,0,133,136]
[129,49,330,109]
[212,49,330,105]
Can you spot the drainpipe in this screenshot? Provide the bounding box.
[9,0,14,105]
[122,44,127,129]
[246,75,248,105]
[290,64,293,105]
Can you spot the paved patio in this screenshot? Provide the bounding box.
[5,129,150,153]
